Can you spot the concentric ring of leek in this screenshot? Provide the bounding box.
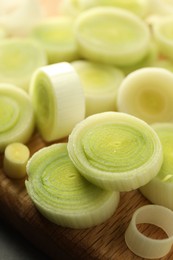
[0,83,35,153]
[67,112,163,191]
[25,143,119,228]
[140,123,173,210]
[71,60,124,116]
[29,62,85,142]
[74,7,150,66]
[31,17,79,64]
[0,38,47,91]
[153,17,173,61]
[117,67,173,124]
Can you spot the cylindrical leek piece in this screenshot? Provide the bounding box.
[4,142,30,179]
[0,83,35,153]
[26,143,120,228]
[117,67,173,124]
[72,60,124,116]
[0,38,47,91]
[74,7,150,66]
[29,62,85,142]
[67,112,163,191]
[140,123,173,210]
[125,205,173,259]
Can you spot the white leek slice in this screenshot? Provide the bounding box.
[29,62,85,142]
[0,38,47,92]
[67,112,163,191]
[117,67,173,124]
[140,123,173,210]
[25,143,120,228]
[0,0,43,37]
[125,205,173,259]
[0,84,35,153]
[31,17,79,64]
[4,142,30,179]
[71,60,124,116]
[152,17,173,61]
[74,7,150,66]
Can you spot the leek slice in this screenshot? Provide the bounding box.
[117,67,173,124]
[4,142,30,179]
[71,60,124,116]
[31,17,79,64]
[0,84,35,153]
[29,62,85,142]
[125,205,173,259]
[0,0,43,37]
[74,7,150,66]
[140,123,173,210]
[67,112,163,191]
[25,143,120,228]
[0,38,47,92]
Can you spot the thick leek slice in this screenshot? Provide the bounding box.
[140,123,173,210]
[67,112,163,191]
[117,67,173,124]
[0,38,47,92]
[125,205,173,259]
[4,142,30,179]
[71,60,124,116]
[29,62,85,142]
[31,17,79,64]
[74,7,150,66]
[0,0,43,37]
[0,84,35,153]
[25,143,120,228]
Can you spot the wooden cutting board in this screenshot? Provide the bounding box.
[0,132,173,260]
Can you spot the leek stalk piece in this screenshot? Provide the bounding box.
[67,112,163,191]
[125,205,173,259]
[29,62,85,142]
[74,7,150,66]
[0,38,47,92]
[117,67,173,124]
[31,17,79,64]
[71,60,124,116]
[26,143,120,228]
[0,84,35,153]
[140,123,173,210]
[4,142,30,179]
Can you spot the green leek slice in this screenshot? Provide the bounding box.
[125,205,173,259]
[74,7,150,66]
[0,84,35,153]
[4,142,30,179]
[117,67,173,124]
[67,112,163,191]
[0,38,47,91]
[140,123,173,210]
[71,60,124,116]
[25,143,120,228]
[29,62,85,142]
[31,16,79,64]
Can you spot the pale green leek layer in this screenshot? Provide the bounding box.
[0,84,35,153]
[26,143,119,228]
[67,112,163,191]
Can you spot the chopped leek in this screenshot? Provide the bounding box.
[0,38,47,92]
[4,142,30,179]
[29,62,85,142]
[26,143,120,228]
[0,83,35,153]
[71,60,124,116]
[117,67,173,124]
[74,7,150,66]
[67,112,163,191]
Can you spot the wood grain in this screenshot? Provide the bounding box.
[0,132,173,260]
